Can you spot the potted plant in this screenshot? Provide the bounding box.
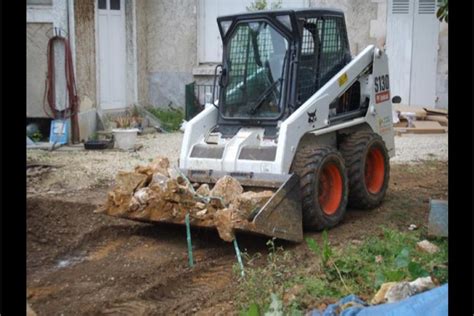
[112,115,140,150]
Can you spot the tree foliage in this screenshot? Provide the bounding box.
[246,0,282,11]
[436,0,448,23]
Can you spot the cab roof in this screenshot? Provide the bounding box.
[217,8,345,21]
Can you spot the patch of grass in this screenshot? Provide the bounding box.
[234,228,448,314]
[386,208,410,222]
[234,239,300,314]
[88,132,98,141]
[31,131,43,142]
[146,107,184,131]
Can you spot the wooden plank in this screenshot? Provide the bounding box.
[426,115,448,126]
[393,105,427,118]
[394,127,445,134]
[395,128,445,134]
[393,121,408,128]
[395,120,445,134]
[423,107,448,116]
[412,121,443,129]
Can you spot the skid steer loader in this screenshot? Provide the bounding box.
[107,9,396,243]
[178,9,395,242]
[176,9,397,242]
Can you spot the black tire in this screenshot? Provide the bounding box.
[339,131,390,209]
[290,145,349,230]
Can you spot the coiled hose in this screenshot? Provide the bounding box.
[43,34,80,143]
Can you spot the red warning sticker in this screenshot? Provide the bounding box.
[375,91,390,104]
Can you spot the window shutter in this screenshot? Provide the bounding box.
[392,0,410,14]
[418,0,436,14]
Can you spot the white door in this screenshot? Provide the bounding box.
[386,0,439,107]
[97,0,126,110]
[409,0,439,106]
[386,0,414,106]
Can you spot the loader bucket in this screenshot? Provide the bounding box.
[101,169,303,243]
[183,170,303,242]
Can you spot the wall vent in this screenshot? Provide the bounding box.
[418,0,436,14]
[392,0,410,14]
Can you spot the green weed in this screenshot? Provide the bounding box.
[31,131,43,142]
[146,106,184,131]
[234,227,448,314]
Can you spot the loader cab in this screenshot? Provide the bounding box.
[214,9,352,138]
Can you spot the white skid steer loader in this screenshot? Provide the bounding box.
[178,9,396,242]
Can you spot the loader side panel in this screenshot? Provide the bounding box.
[277,45,376,174]
[363,52,396,158]
[179,105,218,169]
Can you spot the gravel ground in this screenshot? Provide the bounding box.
[27,133,183,194]
[27,132,447,194]
[391,133,448,163]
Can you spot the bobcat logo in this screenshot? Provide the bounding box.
[307,109,317,123]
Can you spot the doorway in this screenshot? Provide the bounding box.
[386,0,439,107]
[97,0,126,110]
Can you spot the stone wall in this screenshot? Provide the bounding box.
[435,22,448,109]
[145,0,198,108]
[27,23,52,118]
[308,0,383,55]
[136,0,149,106]
[74,0,96,113]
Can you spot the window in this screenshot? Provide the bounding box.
[296,16,350,105]
[319,17,349,85]
[98,0,107,9]
[110,0,120,10]
[98,0,121,10]
[27,0,52,5]
[296,18,322,104]
[220,22,289,119]
[321,19,341,53]
[197,0,306,64]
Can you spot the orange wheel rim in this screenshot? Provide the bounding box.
[318,162,343,215]
[365,146,385,194]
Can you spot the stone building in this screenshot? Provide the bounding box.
[27,0,448,141]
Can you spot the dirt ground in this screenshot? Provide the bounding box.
[27,133,448,315]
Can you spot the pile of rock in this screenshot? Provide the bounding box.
[371,276,436,305]
[98,156,274,242]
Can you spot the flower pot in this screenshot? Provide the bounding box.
[112,128,139,150]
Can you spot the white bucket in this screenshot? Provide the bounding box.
[112,128,139,150]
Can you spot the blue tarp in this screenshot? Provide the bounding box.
[310,284,448,316]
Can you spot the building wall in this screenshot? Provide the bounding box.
[73,0,97,141]
[436,21,448,108]
[309,0,447,109]
[27,23,52,118]
[26,0,98,140]
[145,0,198,108]
[125,0,138,107]
[27,0,70,118]
[136,0,149,105]
[308,0,383,55]
[74,0,96,113]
